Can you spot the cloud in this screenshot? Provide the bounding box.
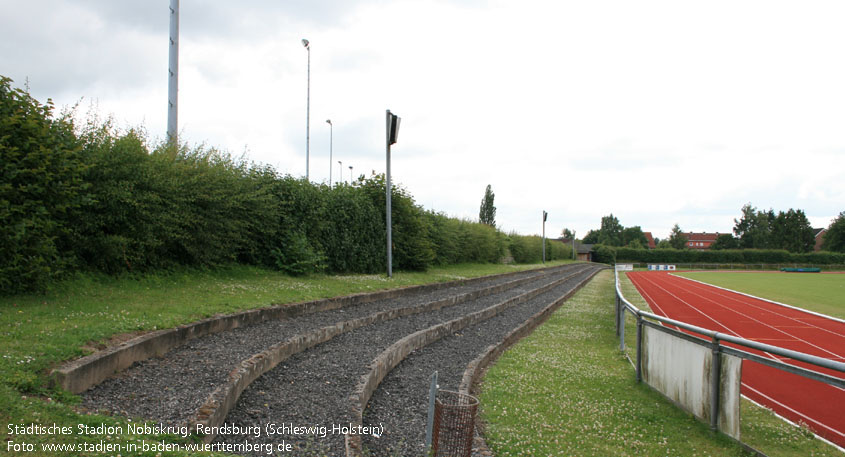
[2,0,843,240]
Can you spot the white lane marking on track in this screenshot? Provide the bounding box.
[660,274,845,361]
[743,382,845,440]
[633,272,744,337]
[623,273,670,317]
[630,272,845,438]
[676,275,845,341]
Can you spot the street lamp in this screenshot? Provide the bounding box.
[337,161,343,184]
[349,165,354,183]
[385,110,401,277]
[302,38,310,180]
[542,210,548,263]
[326,119,333,186]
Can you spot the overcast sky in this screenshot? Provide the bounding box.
[2,0,843,239]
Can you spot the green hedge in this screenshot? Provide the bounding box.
[604,246,845,265]
[1,76,87,293]
[1,77,527,293]
[508,234,571,264]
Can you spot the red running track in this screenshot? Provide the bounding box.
[627,271,845,448]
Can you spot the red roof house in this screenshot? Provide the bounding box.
[643,232,656,249]
[814,228,827,251]
[684,232,720,250]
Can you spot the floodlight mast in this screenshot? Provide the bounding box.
[542,211,548,263]
[302,38,311,180]
[167,0,179,145]
[386,110,401,277]
[326,119,332,186]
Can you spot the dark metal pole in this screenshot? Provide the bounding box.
[710,337,722,431]
[302,39,311,180]
[636,314,643,382]
[386,110,393,277]
[326,120,332,186]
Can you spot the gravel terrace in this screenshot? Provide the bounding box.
[81,267,562,426]
[361,265,600,457]
[214,264,598,456]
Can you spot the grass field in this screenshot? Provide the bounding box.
[675,271,845,320]
[479,270,841,457]
[0,261,572,457]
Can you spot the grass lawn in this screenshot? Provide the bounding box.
[0,261,572,456]
[479,270,841,457]
[675,271,845,320]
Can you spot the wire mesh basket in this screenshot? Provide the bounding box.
[432,390,478,457]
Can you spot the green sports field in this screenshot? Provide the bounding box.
[675,271,845,320]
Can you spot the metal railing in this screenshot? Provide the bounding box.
[613,267,845,431]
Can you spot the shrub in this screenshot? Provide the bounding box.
[1,77,564,292]
[0,76,87,293]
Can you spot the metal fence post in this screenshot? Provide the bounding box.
[635,314,643,382]
[615,294,621,336]
[425,371,439,451]
[710,337,721,431]
[619,306,626,352]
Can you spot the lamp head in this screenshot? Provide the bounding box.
[301,39,310,49]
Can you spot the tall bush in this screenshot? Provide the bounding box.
[2,77,572,293]
[0,77,87,293]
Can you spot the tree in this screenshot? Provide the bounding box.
[561,228,575,240]
[598,213,623,246]
[771,209,815,253]
[734,204,774,249]
[710,234,738,250]
[622,226,648,247]
[478,184,496,226]
[582,229,599,244]
[822,212,845,252]
[668,223,687,249]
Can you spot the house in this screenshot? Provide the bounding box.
[684,232,720,250]
[575,243,594,262]
[814,228,827,251]
[558,238,594,261]
[643,232,656,249]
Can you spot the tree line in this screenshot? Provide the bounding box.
[578,205,844,254]
[0,76,567,295]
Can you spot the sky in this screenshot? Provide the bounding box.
[2,0,843,240]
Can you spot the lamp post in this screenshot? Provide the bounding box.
[386,110,401,277]
[326,119,333,186]
[338,161,343,184]
[542,210,548,263]
[349,165,353,183]
[302,38,310,180]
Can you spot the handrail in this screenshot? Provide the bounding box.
[614,268,845,386]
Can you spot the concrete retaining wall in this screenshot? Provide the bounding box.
[52,266,567,394]
[457,268,601,456]
[642,325,742,440]
[189,266,573,443]
[344,266,595,457]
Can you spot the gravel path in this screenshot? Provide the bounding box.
[214,264,598,456]
[81,268,554,426]
[361,266,600,457]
